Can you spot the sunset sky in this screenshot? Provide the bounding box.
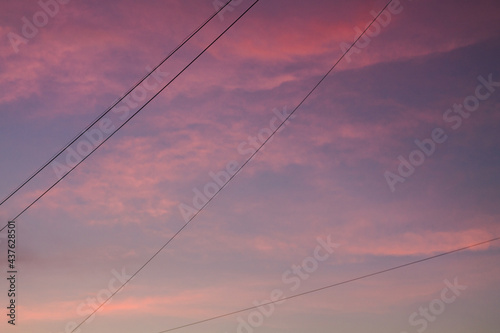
[1,0,500,332]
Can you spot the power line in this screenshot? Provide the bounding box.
[156,237,500,333]
[70,0,397,331]
[69,1,263,332]
[0,0,234,231]
[0,1,238,231]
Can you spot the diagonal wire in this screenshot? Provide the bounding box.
[70,0,395,331]
[0,0,233,230]
[69,1,263,332]
[0,0,238,231]
[156,237,500,333]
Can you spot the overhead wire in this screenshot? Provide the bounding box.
[7,1,490,333]
[69,0,398,331]
[69,1,263,332]
[0,0,233,230]
[156,237,500,332]
[0,0,234,232]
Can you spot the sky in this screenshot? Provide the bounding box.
[0,0,500,332]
